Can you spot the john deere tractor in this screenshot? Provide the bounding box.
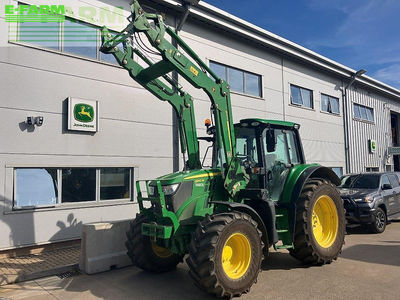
[100,1,345,297]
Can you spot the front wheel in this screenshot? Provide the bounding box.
[126,213,183,272]
[289,179,345,264]
[186,212,263,298]
[370,207,386,233]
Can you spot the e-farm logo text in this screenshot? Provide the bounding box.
[4,4,124,23]
[5,4,65,22]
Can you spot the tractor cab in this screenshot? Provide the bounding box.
[234,119,305,201]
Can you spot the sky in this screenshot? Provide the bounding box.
[204,0,400,89]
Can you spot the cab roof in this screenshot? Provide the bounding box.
[238,118,299,128]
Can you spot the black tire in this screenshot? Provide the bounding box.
[126,213,183,272]
[289,179,345,265]
[370,207,386,233]
[186,212,263,298]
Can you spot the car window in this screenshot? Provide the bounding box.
[339,175,358,188]
[350,174,380,189]
[381,175,391,188]
[388,174,399,188]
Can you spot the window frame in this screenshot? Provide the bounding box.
[209,60,263,98]
[353,103,374,123]
[331,167,343,178]
[320,93,340,115]
[290,84,314,109]
[12,167,135,210]
[11,7,124,67]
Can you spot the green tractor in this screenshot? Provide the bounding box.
[100,1,345,297]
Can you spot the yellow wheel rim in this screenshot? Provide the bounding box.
[221,233,251,279]
[312,195,339,248]
[151,241,173,258]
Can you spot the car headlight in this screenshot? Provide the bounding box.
[354,197,373,203]
[162,184,179,195]
[364,196,374,203]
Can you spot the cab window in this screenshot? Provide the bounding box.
[235,127,258,163]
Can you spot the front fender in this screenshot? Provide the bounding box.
[210,201,271,249]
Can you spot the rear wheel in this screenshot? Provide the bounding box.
[186,212,263,298]
[370,207,386,233]
[126,213,183,272]
[289,179,345,264]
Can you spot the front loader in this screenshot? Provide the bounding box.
[100,1,346,298]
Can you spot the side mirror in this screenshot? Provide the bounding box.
[382,183,392,190]
[266,130,276,153]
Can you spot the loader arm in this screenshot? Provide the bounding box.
[100,0,248,196]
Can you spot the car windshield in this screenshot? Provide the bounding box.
[339,174,380,189]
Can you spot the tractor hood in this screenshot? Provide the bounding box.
[154,169,222,185]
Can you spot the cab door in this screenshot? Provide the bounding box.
[263,128,301,201]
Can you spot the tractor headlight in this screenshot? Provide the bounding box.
[162,184,180,195]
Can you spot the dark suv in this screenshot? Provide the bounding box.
[338,172,400,233]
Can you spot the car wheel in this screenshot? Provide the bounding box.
[370,207,386,234]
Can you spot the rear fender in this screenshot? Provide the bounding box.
[280,165,341,239]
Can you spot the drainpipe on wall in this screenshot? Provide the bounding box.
[342,69,366,174]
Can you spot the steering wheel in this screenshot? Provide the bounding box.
[241,155,257,170]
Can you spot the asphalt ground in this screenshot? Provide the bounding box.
[1,220,399,300]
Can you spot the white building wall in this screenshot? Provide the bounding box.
[0,0,399,249]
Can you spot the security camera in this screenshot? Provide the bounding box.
[27,117,34,125]
[26,116,44,126]
[35,116,44,126]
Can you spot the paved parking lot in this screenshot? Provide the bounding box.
[1,220,399,300]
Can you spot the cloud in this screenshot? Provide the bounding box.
[306,0,400,64]
[305,0,400,90]
[373,64,400,89]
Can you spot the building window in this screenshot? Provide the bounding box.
[331,167,343,178]
[366,167,379,172]
[209,61,262,97]
[62,168,96,203]
[321,94,340,114]
[353,103,374,122]
[100,168,131,200]
[15,6,122,65]
[14,168,58,208]
[63,19,98,59]
[13,167,133,209]
[290,85,313,109]
[18,21,60,50]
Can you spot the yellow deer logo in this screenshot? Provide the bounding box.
[78,106,92,119]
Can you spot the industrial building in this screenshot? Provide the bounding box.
[1,0,400,251]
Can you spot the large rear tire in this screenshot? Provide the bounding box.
[186,212,263,298]
[126,213,183,272]
[289,179,345,265]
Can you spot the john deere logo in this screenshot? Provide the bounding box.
[74,104,94,123]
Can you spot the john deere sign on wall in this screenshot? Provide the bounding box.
[68,97,99,132]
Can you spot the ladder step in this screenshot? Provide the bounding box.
[276,244,293,249]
